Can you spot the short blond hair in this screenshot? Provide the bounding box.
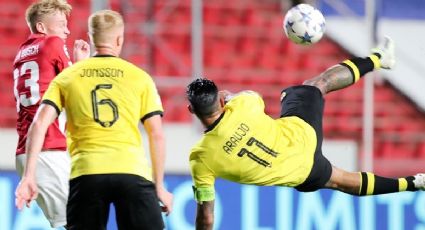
[89,10,124,46]
[26,0,72,33]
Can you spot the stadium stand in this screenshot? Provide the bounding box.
[1,0,424,176]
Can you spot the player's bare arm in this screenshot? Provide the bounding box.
[15,104,58,210]
[144,114,173,215]
[196,200,215,230]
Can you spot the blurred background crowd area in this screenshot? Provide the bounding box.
[0,0,424,176]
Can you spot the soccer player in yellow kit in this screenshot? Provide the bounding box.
[15,10,172,229]
[187,37,425,229]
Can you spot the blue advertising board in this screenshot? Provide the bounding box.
[1,171,424,230]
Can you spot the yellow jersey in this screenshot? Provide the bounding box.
[43,55,163,180]
[190,92,317,190]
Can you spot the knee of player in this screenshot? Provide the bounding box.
[302,79,313,86]
[302,79,326,95]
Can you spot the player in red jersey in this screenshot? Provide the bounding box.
[13,0,89,228]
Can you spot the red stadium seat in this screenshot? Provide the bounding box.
[417,142,425,159]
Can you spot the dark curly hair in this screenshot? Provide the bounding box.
[186,78,219,117]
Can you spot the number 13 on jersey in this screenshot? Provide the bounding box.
[13,61,40,111]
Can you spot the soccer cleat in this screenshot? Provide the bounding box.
[371,36,396,69]
[413,173,425,191]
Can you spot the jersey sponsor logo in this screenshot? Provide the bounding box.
[80,68,124,78]
[222,123,250,154]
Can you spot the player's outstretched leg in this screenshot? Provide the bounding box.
[324,166,424,196]
[303,36,395,95]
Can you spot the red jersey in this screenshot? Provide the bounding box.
[13,34,71,155]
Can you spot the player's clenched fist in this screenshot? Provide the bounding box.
[73,39,91,62]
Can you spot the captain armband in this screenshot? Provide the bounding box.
[192,186,215,203]
[340,53,381,83]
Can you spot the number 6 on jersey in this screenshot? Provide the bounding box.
[91,84,119,127]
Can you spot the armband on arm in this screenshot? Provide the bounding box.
[192,186,215,204]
